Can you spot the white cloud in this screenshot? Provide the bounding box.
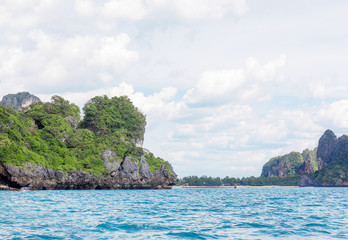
[253,120,288,142]
[0,0,248,39]
[100,0,146,20]
[318,100,348,128]
[75,0,248,23]
[246,55,286,82]
[75,0,95,17]
[0,5,11,27]
[41,59,67,81]
[229,0,249,16]
[184,69,245,104]
[0,47,22,77]
[309,77,348,99]
[199,104,253,132]
[184,56,286,104]
[0,31,138,96]
[0,0,60,32]
[147,0,248,19]
[72,0,250,29]
[176,124,196,136]
[87,33,139,73]
[272,110,322,133]
[0,2,36,30]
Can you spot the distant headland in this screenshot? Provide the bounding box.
[179,129,347,187]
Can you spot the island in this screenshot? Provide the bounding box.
[0,92,177,190]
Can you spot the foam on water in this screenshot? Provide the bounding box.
[0,187,347,239]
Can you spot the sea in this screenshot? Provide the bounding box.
[0,187,347,239]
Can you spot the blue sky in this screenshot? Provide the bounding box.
[0,0,347,177]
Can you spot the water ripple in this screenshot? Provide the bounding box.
[0,187,347,239]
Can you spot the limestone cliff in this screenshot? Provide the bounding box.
[261,150,317,177]
[0,92,40,110]
[317,129,338,169]
[0,154,176,190]
[311,132,348,186]
[261,130,347,186]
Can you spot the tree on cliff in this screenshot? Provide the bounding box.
[80,95,146,143]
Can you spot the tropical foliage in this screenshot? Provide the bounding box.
[312,135,348,185]
[0,95,169,176]
[178,175,301,186]
[80,95,146,142]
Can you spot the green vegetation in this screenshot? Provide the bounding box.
[261,148,319,178]
[312,135,348,185]
[144,152,173,175]
[178,175,301,186]
[0,95,169,176]
[179,176,222,186]
[261,151,304,177]
[302,148,318,171]
[80,95,146,142]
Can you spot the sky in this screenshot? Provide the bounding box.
[0,0,347,178]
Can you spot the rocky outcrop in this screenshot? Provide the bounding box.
[139,156,151,178]
[0,92,40,110]
[261,152,304,177]
[261,148,319,178]
[317,129,337,169]
[131,120,146,147]
[261,130,347,178]
[131,138,144,147]
[0,151,177,190]
[261,129,347,187]
[65,115,79,131]
[300,175,314,187]
[300,173,348,187]
[300,156,313,174]
[297,149,317,175]
[101,150,121,174]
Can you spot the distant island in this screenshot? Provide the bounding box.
[179,130,347,187]
[0,92,177,190]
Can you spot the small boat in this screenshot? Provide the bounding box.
[20,187,33,191]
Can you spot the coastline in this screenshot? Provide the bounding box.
[173,185,300,188]
[0,184,21,191]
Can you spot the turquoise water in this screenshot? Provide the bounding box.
[0,187,347,239]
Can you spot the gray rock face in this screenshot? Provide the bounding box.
[120,156,139,180]
[140,156,151,178]
[0,92,40,110]
[0,152,177,190]
[300,175,314,187]
[317,129,337,169]
[101,150,121,175]
[131,138,144,147]
[65,116,79,130]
